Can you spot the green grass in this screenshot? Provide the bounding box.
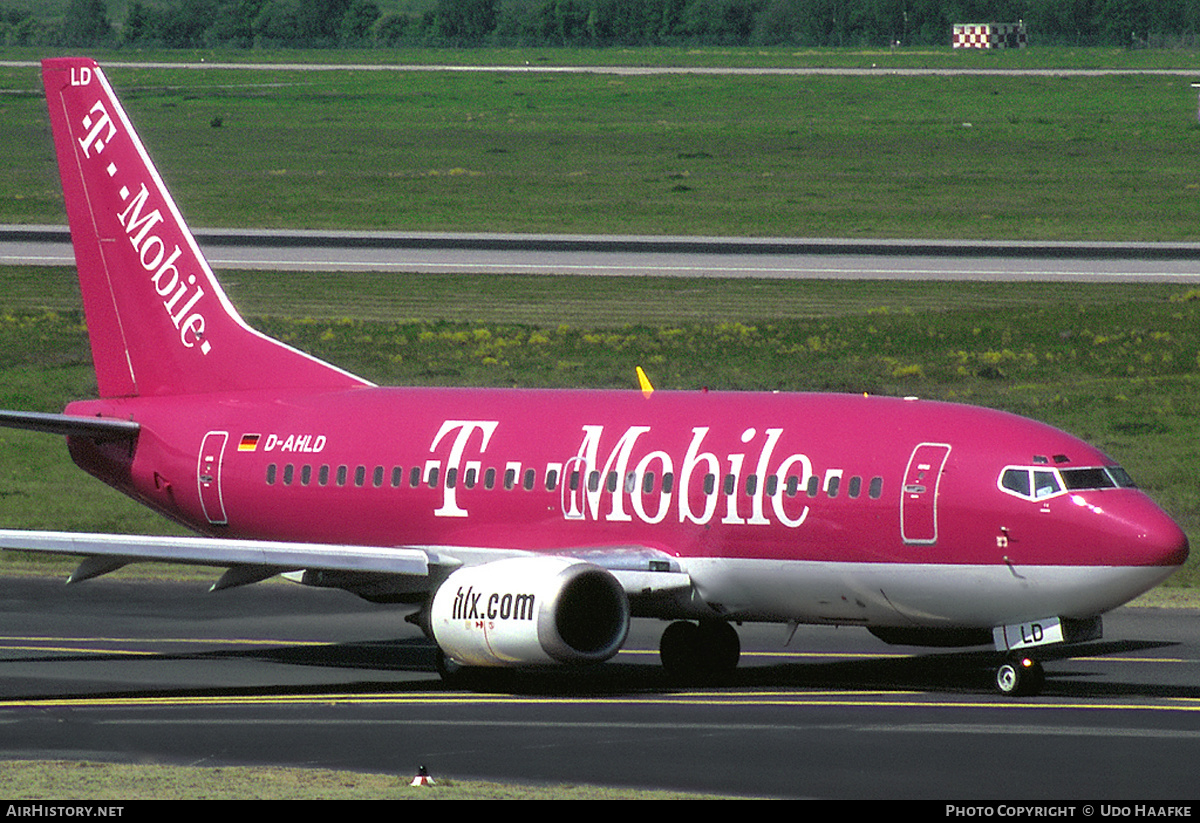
[0,760,736,799]
[3,268,1200,586]
[16,43,1200,69]
[3,55,1200,239]
[3,48,1200,581]
[4,46,1197,800]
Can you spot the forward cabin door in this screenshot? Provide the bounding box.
[561,456,588,521]
[901,442,951,545]
[197,430,229,526]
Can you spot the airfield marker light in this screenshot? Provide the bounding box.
[410,765,436,787]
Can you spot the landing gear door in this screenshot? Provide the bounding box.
[198,430,229,526]
[901,442,951,545]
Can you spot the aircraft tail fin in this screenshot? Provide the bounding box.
[41,58,370,398]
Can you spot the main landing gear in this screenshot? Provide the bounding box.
[659,619,741,679]
[994,655,1045,697]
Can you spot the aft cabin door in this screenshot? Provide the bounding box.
[901,442,951,545]
[197,430,229,526]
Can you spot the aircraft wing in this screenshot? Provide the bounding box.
[0,529,446,591]
[0,528,691,604]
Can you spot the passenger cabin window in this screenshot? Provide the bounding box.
[259,456,892,516]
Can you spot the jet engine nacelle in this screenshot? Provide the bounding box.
[429,556,630,667]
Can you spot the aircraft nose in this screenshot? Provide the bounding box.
[1110,494,1189,567]
[1068,490,1188,567]
[1147,513,1189,568]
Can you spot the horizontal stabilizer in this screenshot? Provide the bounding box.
[0,410,139,441]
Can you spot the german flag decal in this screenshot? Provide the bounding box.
[238,433,261,452]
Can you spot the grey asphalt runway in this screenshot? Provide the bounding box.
[2,232,1200,796]
[6,56,1200,798]
[1,576,1199,799]
[5,227,1200,281]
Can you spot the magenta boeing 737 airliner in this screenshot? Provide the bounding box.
[0,58,1188,696]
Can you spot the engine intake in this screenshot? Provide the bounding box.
[430,556,630,667]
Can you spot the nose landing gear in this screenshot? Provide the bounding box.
[994,655,1045,696]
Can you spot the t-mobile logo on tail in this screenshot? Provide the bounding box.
[78,101,116,158]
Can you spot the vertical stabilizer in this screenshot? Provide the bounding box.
[42,58,371,398]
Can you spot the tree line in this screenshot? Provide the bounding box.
[7,0,1200,49]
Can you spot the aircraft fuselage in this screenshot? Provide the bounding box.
[65,387,1186,629]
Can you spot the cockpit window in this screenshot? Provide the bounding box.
[998,464,1134,501]
[1033,470,1061,499]
[1106,466,1137,488]
[1001,468,1031,497]
[1060,468,1115,491]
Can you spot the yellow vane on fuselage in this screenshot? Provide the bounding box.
[636,366,654,398]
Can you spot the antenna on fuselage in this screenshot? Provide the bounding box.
[635,366,654,398]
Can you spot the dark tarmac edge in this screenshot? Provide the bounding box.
[6,225,1200,261]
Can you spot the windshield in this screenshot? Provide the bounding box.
[999,465,1135,502]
